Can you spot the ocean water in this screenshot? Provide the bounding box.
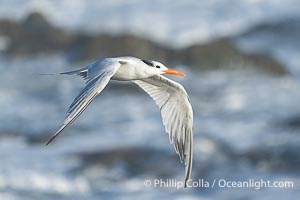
[0,0,300,199]
[0,54,300,199]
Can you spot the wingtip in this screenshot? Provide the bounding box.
[45,126,64,146]
[184,169,191,188]
[184,180,188,188]
[183,130,193,188]
[45,139,52,146]
[45,135,56,146]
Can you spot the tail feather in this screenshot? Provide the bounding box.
[60,69,88,79]
[40,68,88,80]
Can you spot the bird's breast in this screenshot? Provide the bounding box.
[112,64,148,81]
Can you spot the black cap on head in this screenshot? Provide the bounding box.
[141,59,154,67]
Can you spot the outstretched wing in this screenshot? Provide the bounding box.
[133,75,193,187]
[46,60,121,145]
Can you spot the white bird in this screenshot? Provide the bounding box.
[45,56,193,187]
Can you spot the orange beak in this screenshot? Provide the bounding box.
[163,68,185,76]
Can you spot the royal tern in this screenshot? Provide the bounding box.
[45,56,193,187]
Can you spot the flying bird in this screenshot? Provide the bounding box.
[45,56,193,187]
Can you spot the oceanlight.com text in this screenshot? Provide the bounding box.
[144,178,294,190]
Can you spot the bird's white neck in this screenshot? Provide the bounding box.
[112,57,154,81]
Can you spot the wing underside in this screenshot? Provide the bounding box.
[133,75,193,187]
[46,60,121,145]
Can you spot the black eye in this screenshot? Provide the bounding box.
[156,65,161,68]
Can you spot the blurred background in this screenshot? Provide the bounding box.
[0,0,300,199]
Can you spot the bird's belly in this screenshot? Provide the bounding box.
[112,71,133,81]
[112,65,147,81]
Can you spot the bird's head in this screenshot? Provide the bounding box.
[141,59,185,77]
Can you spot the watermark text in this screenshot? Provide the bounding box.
[144,178,294,190]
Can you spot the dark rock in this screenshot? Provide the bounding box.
[0,12,73,55]
[181,38,287,75]
[22,12,52,33]
[67,34,172,63]
[0,12,288,76]
[235,18,300,67]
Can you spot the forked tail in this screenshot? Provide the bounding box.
[40,67,88,80]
